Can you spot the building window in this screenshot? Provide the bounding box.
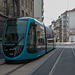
[22,10,24,16]
[25,0,28,8]
[3,0,8,16]
[26,13,28,17]
[21,0,24,5]
[30,1,32,10]
[41,0,44,4]
[14,1,17,16]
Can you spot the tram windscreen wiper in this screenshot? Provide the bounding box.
[14,36,24,47]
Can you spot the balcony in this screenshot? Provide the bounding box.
[42,16,44,19]
[41,0,44,5]
[63,20,68,24]
[4,8,9,16]
[63,15,67,19]
[54,24,60,29]
[42,8,44,12]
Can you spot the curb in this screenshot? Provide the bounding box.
[0,53,3,59]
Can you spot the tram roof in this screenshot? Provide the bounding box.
[18,17,33,20]
[7,17,55,33]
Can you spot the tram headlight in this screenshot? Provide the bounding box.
[14,46,23,56]
[4,48,8,52]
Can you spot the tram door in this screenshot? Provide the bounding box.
[27,23,36,53]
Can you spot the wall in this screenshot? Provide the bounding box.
[67,11,75,29]
[0,14,8,53]
[0,0,3,12]
[67,11,75,42]
[34,0,43,22]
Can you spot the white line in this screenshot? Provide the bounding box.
[27,48,60,75]
[49,48,64,75]
[71,46,75,56]
[72,49,75,56]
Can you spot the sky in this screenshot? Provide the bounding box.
[44,0,75,26]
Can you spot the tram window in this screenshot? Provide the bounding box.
[27,26,35,45]
[37,25,45,45]
[4,19,28,45]
[27,23,36,52]
[36,23,45,51]
[46,28,54,49]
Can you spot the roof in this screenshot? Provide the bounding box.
[18,17,33,19]
[8,17,34,20]
[61,8,75,15]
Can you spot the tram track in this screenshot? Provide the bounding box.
[0,61,30,75]
[1,44,74,75]
[0,48,60,75]
[0,63,5,66]
[4,48,58,75]
[5,64,26,75]
[0,60,31,75]
[49,48,64,75]
[28,48,63,75]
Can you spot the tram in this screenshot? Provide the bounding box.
[2,17,56,62]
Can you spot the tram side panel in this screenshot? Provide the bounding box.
[27,21,46,57]
[46,28,54,52]
[36,22,46,54]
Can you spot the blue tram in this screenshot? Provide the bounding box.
[2,17,55,62]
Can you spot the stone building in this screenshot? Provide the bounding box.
[0,0,8,49]
[0,0,34,54]
[19,0,34,17]
[0,0,7,55]
[3,0,34,17]
[0,0,34,38]
[54,17,62,42]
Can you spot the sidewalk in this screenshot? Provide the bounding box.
[56,42,72,44]
[0,42,3,59]
[0,53,3,59]
[0,58,5,65]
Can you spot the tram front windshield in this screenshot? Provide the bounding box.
[3,19,28,45]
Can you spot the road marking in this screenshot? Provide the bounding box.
[49,48,64,75]
[27,48,60,75]
[71,46,75,56]
[72,49,75,56]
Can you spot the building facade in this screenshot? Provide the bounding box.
[0,0,34,38]
[60,13,69,42]
[34,0,44,22]
[61,8,75,42]
[52,8,75,42]
[67,9,75,42]
[50,21,56,30]
[52,15,69,42]
[54,17,62,42]
[0,0,8,39]
[3,0,34,17]
[19,0,34,17]
[0,0,34,54]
